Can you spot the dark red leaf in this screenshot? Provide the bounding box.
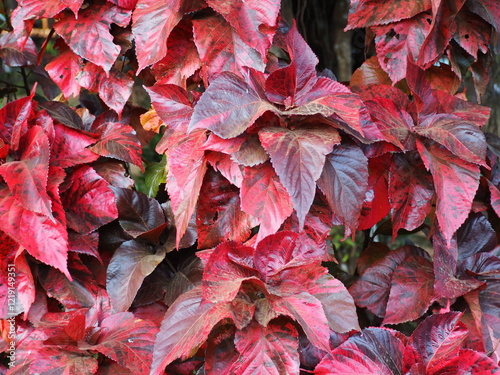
[45,47,82,98]
[62,165,119,234]
[417,139,480,244]
[416,114,487,167]
[350,245,434,323]
[0,126,52,218]
[54,4,131,72]
[77,63,134,116]
[259,126,340,228]
[231,133,270,167]
[68,231,100,261]
[229,321,300,374]
[403,312,468,374]
[81,312,158,373]
[93,161,135,189]
[468,0,500,32]
[38,101,86,132]
[317,144,368,236]
[113,187,166,238]
[389,152,434,238]
[453,10,490,59]
[196,169,253,248]
[346,0,432,29]
[29,347,97,375]
[206,0,279,58]
[164,256,203,306]
[106,240,166,312]
[315,328,405,375]
[0,32,37,67]
[150,287,232,375]
[39,253,99,309]
[240,163,293,242]
[189,71,274,139]
[192,14,265,83]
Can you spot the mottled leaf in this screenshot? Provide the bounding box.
[45,47,83,98]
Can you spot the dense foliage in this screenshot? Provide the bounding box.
[1,0,500,373]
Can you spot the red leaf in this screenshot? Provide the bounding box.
[206,0,280,58]
[62,166,119,234]
[229,321,300,374]
[11,0,80,29]
[50,123,100,168]
[132,0,182,72]
[489,181,500,218]
[196,169,253,248]
[0,126,52,218]
[417,139,480,244]
[435,349,500,374]
[77,63,134,116]
[29,347,98,375]
[81,312,158,373]
[350,245,434,323]
[0,184,70,279]
[205,152,243,187]
[372,14,433,82]
[240,163,293,242]
[416,114,487,166]
[106,240,166,312]
[189,71,274,139]
[317,144,368,236]
[265,21,318,107]
[165,128,207,244]
[88,122,142,168]
[453,10,490,59]
[253,231,325,281]
[68,231,100,261]
[202,241,260,304]
[151,20,201,87]
[13,252,35,318]
[0,94,34,151]
[54,4,131,73]
[259,126,340,228]
[389,152,434,238]
[315,328,405,375]
[286,78,366,137]
[468,0,500,32]
[45,47,83,98]
[403,312,468,374]
[346,0,432,29]
[192,14,265,82]
[150,287,232,375]
[145,84,193,134]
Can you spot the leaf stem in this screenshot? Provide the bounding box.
[20,67,30,96]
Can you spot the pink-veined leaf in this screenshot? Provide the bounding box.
[417,139,480,244]
[88,122,142,168]
[62,165,119,234]
[416,114,487,167]
[80,312,158,373]
[54,3,131,73]
[240,163,293,242]
[202,133,246,155]
[403,312,468,374]
[0,126,52,218]
[189,71,274,139]
[11,0,83,31]
[196,169,253,248]
[229,321,300,374]
[259,126,340,228]
[436,349,500,374]
[350,245,434,323]
[315,328,405,375]
[150,287,233,375]
[77,63,134,116]
[317,144,368,237]
[106,240,166,312]
[206,0,279,58]
[45,47,83,98]
[192,14,265,83]
[205,152,244,187]
[389,152,434,238]
[346,0,432,29]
